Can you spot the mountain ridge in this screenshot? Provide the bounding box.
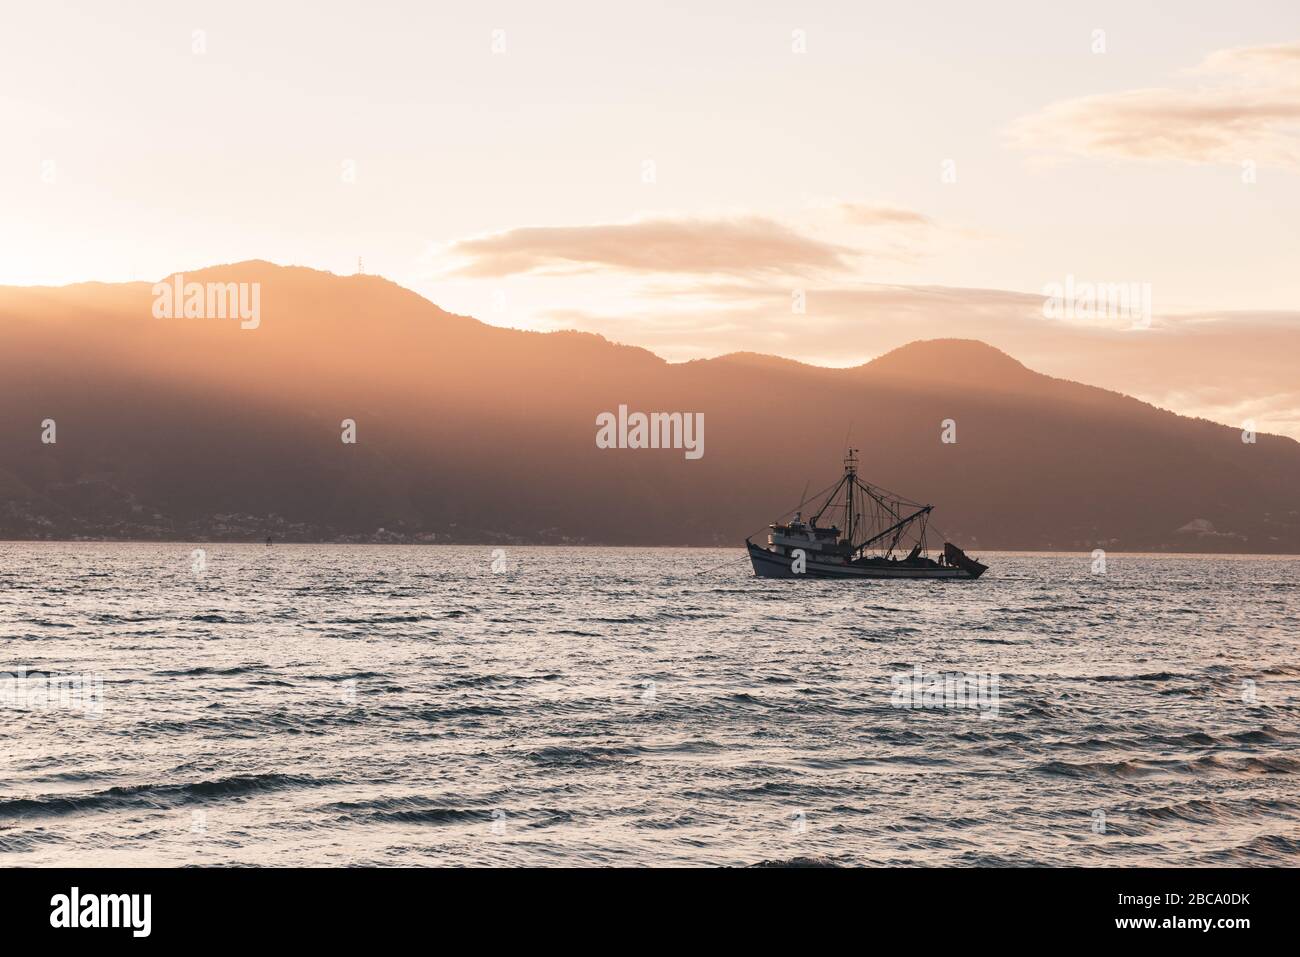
[1,261,1296,551]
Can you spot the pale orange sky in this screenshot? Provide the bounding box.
[2,1,1298,434]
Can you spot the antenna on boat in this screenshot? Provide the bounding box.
[843,448,858,542]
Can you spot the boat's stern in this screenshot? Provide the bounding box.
[943,542,988,579]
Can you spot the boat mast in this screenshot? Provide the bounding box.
[844,448,857,544]
[810,473,847,528]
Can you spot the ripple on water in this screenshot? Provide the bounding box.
[1,546,1297,866]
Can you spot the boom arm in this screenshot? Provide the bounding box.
[853,505,933,555]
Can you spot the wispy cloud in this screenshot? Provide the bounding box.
[1197,42,1300,78]
[838,203,934,227]
[439,216,856,278]
[1008,42,1300,168]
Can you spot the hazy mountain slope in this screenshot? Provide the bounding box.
[0,263,1296,550]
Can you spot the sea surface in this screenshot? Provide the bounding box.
[1,544,1297,867]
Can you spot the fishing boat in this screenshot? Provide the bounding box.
[746,450,988,580]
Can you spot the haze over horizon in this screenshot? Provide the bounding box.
[6,258,1300,444]
[4,2,1299,437]
[3,261,1297,552]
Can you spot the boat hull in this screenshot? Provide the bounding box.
[747,540,984,580]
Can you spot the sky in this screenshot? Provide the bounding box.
[2,1,1298,431]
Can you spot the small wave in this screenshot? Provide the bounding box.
[1037,759,1168,780]
[413,705,507,720]
[1128,796,1300,825]
[1196,834,1300,864]
[372,807,486,824]
[1038,754,1299,780]
[0,773,336,819]
[323,671,386,681]
[1229,729,1282,744]
[526,745,642,767]
[333,615,433,625]
[0,831,66,853]
[1237,755,1300,775]
[1092,672,1186,682]
[748,856,844,868]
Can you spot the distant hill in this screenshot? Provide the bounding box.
[1,262,1296,551]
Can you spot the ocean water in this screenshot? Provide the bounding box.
[0,544,1296,867]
